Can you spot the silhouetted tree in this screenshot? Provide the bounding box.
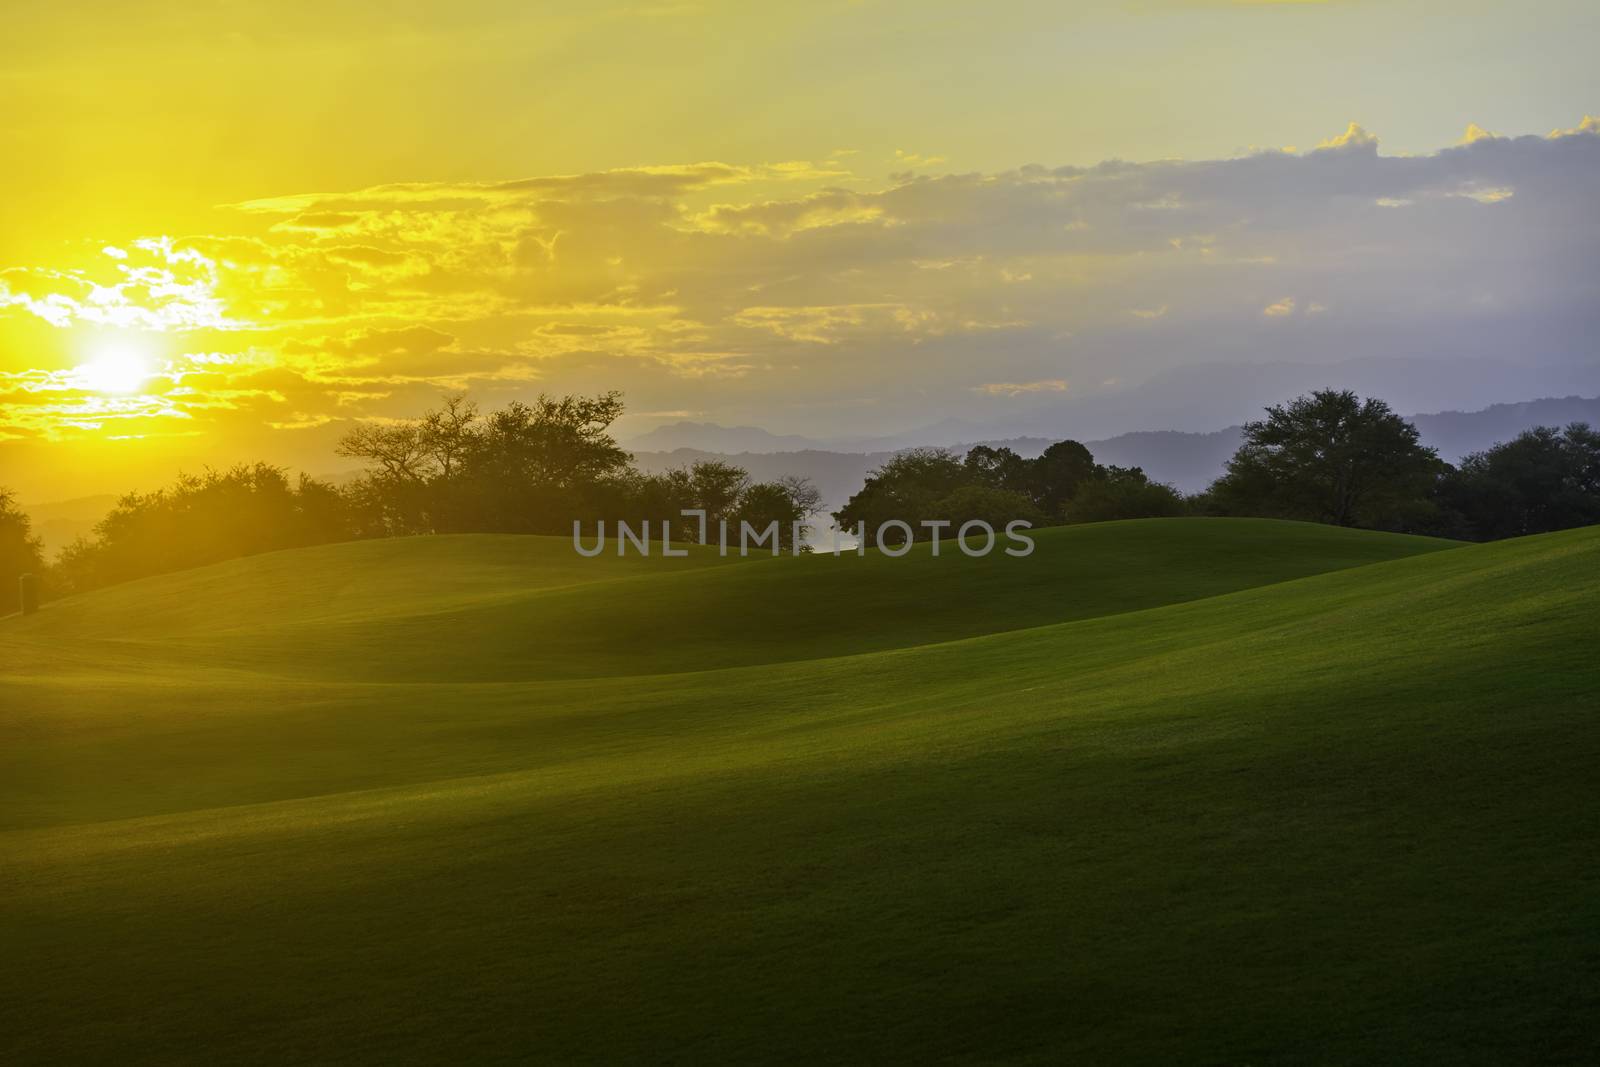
[465,393,630,491]
[337,393,825,547]
[935,486,1047,532]
[962,445,1030,495]
[596,461,818,547]
[336,421,432,481]
[1437,423,1600,540]
[836,438,1187,545]
[419,394,479,481]
[339,391,631,534]
[683,461,751,534]
[775,475,823,522]
[336,417,436,535]
[1063,467,1186,524]
[833,448,971,546]
[1,489,45,614]
[731,479,823,552]
[53,466,354,594]
[1025,440,1100,515]
[1208,389,1443,528]
[836,438,1168,544]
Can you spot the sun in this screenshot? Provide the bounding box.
[77,341,154,394]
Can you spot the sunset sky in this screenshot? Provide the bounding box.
[3,0,1598,501]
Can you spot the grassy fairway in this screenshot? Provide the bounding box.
[2,519,1597,1063]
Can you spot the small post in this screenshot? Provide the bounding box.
[18,573,39,616]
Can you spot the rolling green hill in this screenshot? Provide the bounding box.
[3,519,1597,1063]
[11,519,1449,682]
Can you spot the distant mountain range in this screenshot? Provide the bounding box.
[631,395,1600,509]
[623,417,996,454]
[21,494,119,556]
[1408,396,1600,461]
[625,422,833,453]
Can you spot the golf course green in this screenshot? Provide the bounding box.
[3,518,1597,1063]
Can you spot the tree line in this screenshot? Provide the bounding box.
[832,439,1186,546]
[333,393,820,545]
[1,392,823,607]
[834,389,1600,546]
[3,387,1599,612]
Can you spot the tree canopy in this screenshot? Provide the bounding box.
[13,388,1600,607]
[1437,423,1600,540]
[53,465,353,595]
[833,441,1181,546]
[1,488,46,614]
[1206,389,1444,529]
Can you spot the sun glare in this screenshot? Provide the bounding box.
[78,342,153,394]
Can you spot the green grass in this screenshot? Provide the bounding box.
[2,518,1596,1063]
[13,519,1450,682]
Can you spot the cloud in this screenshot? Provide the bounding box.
[3,120,1598,447]
[1316,122,1378,151]
[335,326,456,360]
[973,379,1069,397]
[687,190,884,237]
[1549,116,1600,139]
[1,240,240,332]
[730,303,970,345]
[231,161,855,217]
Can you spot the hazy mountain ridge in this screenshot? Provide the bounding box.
[17,494,120,556]
[625,422,832,453]
[1408,396,1600,460]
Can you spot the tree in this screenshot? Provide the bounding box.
[1208,389,1443,528]
[336,421,432,481]
[453,393,629,533]
[775,475,823,522]
[687,461,751,534]
[1437,423,1600,540]
[597,463,818,549]
[933,486,1046,533]
[1063,467,1186,524]
[962,445,1029,495]
[1025,440,1099,515]
[418,394,479,481]
[464,393,630,492]
[1,489,45,614]
[337,419,436,534]
[52,465,354,594]
[832,448,970,547]
[731,478,823,552]
[339,391,632,535]
[834,438,1166,545]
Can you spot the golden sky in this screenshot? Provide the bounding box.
[3,0,1598,500]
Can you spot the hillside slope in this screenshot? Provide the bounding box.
[2,521,1597,1064]
[11,518,1453,682]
